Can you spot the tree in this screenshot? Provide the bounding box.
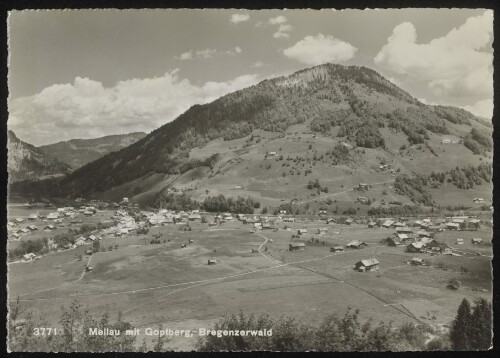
[469,298,492,350]
[450,298,472,350]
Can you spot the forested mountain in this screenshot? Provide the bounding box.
[39,132,146,169]
[7,130,72,182]
[10,63,493,206]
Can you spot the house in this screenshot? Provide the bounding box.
[330,246,344,252]
[396,233,411,242]
[44,224,55,231]
[283,217,295,223]
[47,213,59,220]
[254,222,262,229]
[267,151,277,157]
[289,242,306,251]
[452,218,465,224]
[9,233,20,240]
[75,237,86,246]
[428,226,442,233]
[208,259,217,265]
[381,220,395,228]
[317,227,328,235]
[85,249,93,256]
[358,183,369,191]
[410,258,425,266]
[27,225,37,231]
[326,218,336,224]
[28,214,38,220]
[385,237,401,246]
[446,223,460,230]
[188,214,202,221]
[297,229,308,235]
[20,228,30,234]
[393,222,405,228]
[22,253,36,262]
[473,198,485,203]
[262,223,272,230]
[279,210,288,215]
[357,196,368,204]
[456,238,464,245]
[471,238,483,245]
[406,242,425,253]
[318,210,327,215]
[15,218,24,223]
[148,215,165,225]
[345,218,356,225]
[164,217,174,225]
[441,138,451,144]
[416,230,431,238]
[209,222,218,226]
[346,240,367,249]
[396,227,413,234]
[368,221,377,228]
[355,258,380,272]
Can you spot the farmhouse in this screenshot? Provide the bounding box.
[75,237,86,246]
[208,259,217,265]
[357,196,368,204]
[385,237,401,246]
[28,214,38,220]
[471,238,483,245]
[330,246,344,252]
[27,225,37,231]
[22,253,36,262]
[411,258,425,266]
[381,220,395,228]
[317,227,328,235]
[149,215,165,225]
[355,258,379,272]
[44,224,55,231]
[456,238,464,245]
[346,240,367,249]
[326,218,336,224]
[407,242,425,253]
[15,218,24,223]
[416,230,431,238]
[358,183,369,190]
[473,198,484,203]
[446,223,460,230]
[289,242,306,251]
[254,222,262,229]
[297,229,308,235]
[279,210,288,215]
[262,223,273,230]
[283,217,295,223]
[395,227,413,234]
[345,218,356,225]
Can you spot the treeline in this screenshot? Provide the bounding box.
[394,174,433,206]
[202,195,259,214]
[368,205,430,216]
[450,298,492,350]
[196,309,431,351]
[157,192,200,212]
[463,128,492,155]
[449,164,491,189]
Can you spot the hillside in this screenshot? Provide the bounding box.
[11,64,493,208]
[39,132,147,169]
[7,130,72,183]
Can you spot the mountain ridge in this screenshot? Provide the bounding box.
[10,63,493,207]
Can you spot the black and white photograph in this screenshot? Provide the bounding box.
[5,7,494,352]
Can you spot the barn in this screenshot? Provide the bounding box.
[354,258,379,272]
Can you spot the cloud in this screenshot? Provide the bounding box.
[463,99,493,119]
[273,24,293,39]
[8,71,262,146]
[252,61,265,68]
[196,48,216,59]
[269,15,287,25]
[230,13,250,24]
[176,51,193,60]
[374,11,493,100]
[176,47,242,60]
[283,33,357,65]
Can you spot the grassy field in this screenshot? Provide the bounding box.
[7,208,492,351]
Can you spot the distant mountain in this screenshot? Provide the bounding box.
[11,64,493,208]
[39,132,147,169]
[7,130,72,183]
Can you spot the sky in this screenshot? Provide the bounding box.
[7,8,493,146]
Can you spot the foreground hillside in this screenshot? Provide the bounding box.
[39,132,146,169]
[7,130,72,183]
[10,64,493,208]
